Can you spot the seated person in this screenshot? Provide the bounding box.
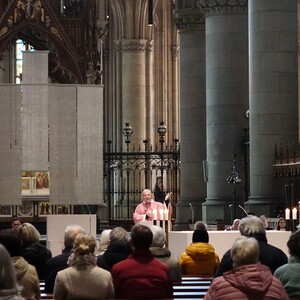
[150,225,181,283]
[97,227,132,271]
[111,224,173,299]
[274,229,300,298]
[260,215,273,230]
[0,229,40,300]
[215,215,288,277]
[179,227,220,276]
[205,236,289,300]
[19,222,52,280]
[225,219,240,231]
[45,224,85,293]
[54,234,114,299]
[96,229,112,255]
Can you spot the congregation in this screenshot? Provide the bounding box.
[0,191,299,299]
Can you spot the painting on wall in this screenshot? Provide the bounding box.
[17,201,33,217]
[21,172,50,196]
[39,202,51,216]
[0,205,12,217]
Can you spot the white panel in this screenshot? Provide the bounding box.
[22,85,49,170]
[77,86,103,204]
[49,85,77,204]
[0,85,22,205]
[22,51,49,84]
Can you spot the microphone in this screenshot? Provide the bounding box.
[189,203,194,225]
[84,202,92,234]
[238,205,248,216]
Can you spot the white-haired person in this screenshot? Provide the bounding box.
[204,236,289,300]
[53,233,114,299]
[150,225,181,283]
[0,244,24,299]
[133,189,165,224]
[215,215,287,276]
[97,229,112,255]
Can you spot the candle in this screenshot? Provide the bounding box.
[285,208,290,220]
[292,207,297,220]
[152,209,157,220]
[159,209,164,221]
[164,209,168,221]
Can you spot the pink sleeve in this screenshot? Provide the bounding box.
[133,203,145,224]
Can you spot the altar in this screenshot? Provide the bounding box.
[168,230,291,260]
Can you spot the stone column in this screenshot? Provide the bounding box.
[173,1,207,230]
[198,0,249,223]
[246,0,298,215]
[115,39,149,145]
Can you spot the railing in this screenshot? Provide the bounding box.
[104,139,180,220]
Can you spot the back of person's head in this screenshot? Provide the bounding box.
[0,229,22,256]
[109,227,130,245]
[0,244,18,291]
[287,229,300,258]
[231,236,259,268]
[64,224,86,248]
[18,222,40,247]
[239,215,265,236]
[73,234,96,257]
[194,221,207,231]
[131,224,153,251]
[150,225,166,248]
[192,229,209,243]
[215,219,225,230]
[99,229,112,247]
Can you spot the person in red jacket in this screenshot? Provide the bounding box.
[111,224,173,299]
[204,236,289,300]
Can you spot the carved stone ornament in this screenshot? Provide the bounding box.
[197,0,248,16]
[114,39,150,52]
[173,10,205,32]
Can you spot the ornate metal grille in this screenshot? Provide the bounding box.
[104,139,180,220]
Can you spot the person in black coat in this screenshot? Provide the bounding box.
[44,224,85,293]
[215,215,288,277]
[97,226,132,271]
[19,222,52,280]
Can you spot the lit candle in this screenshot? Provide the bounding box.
[164,209,168,221]
[292,207,297,220]
[285,208,290,220]
[159,209,164,221]
[152,209,157,220]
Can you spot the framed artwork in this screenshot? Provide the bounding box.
[0,205,12,217]
[34,172,50,195]
[57,205,70,214]
[21,172,50,196]
[39,201,51,216]
[17,201,33,217]
[21,177,32,195]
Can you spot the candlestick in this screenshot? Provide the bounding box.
[164,209,168,221]
[159,209,164,221]
[285,208,290,220]
[152,209,157,220]
[292,207,297,220]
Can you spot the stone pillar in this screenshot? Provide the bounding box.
[173,1,207,230]
[198,0,249,224]
[0,50,11,83]
[246,0,298,215]
[115,39,148,145]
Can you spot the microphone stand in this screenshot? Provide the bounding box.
[189,203,194,225]
[84,202,92,234]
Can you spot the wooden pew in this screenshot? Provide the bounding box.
[172,276,212,299]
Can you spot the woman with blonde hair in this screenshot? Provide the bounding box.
[0,244,24,299]
[18,222,52,280]
[54,234,114,300]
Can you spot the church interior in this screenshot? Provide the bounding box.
[0,0,300,233]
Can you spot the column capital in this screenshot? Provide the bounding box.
[197,0,248,16]
[114,39,152,52]
[173,9,205,32]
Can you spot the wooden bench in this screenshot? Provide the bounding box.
[39,276,212,300]
[172,276,212,299]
